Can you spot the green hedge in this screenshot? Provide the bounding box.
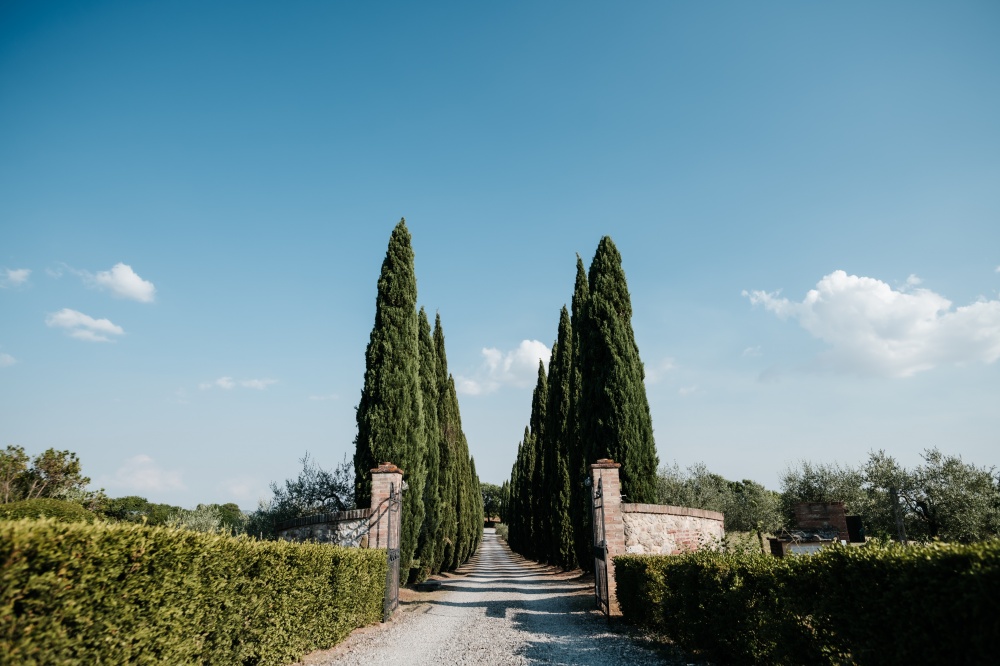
[1,518,387,665]
[615,540,1000,665]
[0,498,96,523]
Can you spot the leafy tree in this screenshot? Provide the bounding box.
[481,482,504,520]
[568,255,592,570]
[528,360,548,560]
[579,237,659,503]
[353,219,426,575]
[0,445,94,504]
[99,495,179,525]
[246,453,353,539]
[779,459,867,525]
[433,316,460,571]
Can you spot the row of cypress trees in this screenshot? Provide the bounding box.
[504,237,659,570]
[353,219,483,582]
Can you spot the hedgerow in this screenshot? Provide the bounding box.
[615,540,1000,665]
[1,518,386,665]
[0,498,96,523]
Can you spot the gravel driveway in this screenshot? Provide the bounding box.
[296,529,691,666]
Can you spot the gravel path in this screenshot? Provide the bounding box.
[296,529,690,666]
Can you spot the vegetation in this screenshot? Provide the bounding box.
[0,445,100,508]
[1,518,386,665]
[615,540,1000,665]
[246,453,353,539]
[506,238,659,570]
[0,497,96,523]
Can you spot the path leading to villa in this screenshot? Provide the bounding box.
[297,528,687,666]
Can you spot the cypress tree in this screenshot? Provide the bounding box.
[433,315,459,571]
[528,361,548,561]
[515,425,534,557]
[579,236,659,503]
[545,307,577,570]
[568,254,593,570]
[414,307,441,582]
[354,218,426,575]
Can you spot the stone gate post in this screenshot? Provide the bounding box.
[591,458,624,616]
[370,462,403,549]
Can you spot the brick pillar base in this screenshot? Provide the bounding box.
[591,458,623,616]
[370,462,403,549]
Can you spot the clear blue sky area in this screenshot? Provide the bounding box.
[2,1,998,508]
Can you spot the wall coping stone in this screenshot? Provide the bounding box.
[622,503,724,522]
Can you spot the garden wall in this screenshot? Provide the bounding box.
[622,503,724,555]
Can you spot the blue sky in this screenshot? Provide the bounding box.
[2,1,998,509]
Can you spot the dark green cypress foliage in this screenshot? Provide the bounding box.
[545,307,577,570]
[528,361,548,561]
[508,440,524,553]
[469,457,483,554]
[516,425,534,557]
[353,219,426,576]
[414,308,440,582]
[433,316,459,571]
[568,254,593,570]
[580,236,659,503]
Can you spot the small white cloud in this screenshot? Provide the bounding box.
[200,376,236,390]
[678,385,700,397]
[644,357,677,385]
[308,393,339,401]
[742,346,763,357]
[111,455,185,493]
[995,265,1000,273]
[745,270,1000,377]
[220,477,258,502]
[456,339,551,395]
[905,274,922,287]
[1,268,30,288]
[241,378,277,390]
[93,263,156,302]
[45,308,125,343]
[0,352,16,367]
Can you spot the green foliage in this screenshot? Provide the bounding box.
[1,445,97,506]
[353,218,426,576]
[544,307,577,570]
[246,453,353,539]
[0,518,386,665]
[481,482,503,520]
[0,498,96,523]
[414,307,442,582]
[657,462,782,535]
[98,495,179,526]
[579,237,658,503]
[615,540,1000,665]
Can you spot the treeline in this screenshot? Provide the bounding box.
[352,220,482,582]
[503,237,659,571]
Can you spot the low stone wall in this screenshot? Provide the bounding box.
[622,503,725,555]
[277,508,372,547]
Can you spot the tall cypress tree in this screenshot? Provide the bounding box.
[354,218,426,575]
[516,424,535,558]
[414,307,441,582]
[433,315,459,571]
[579,236,659,503]
[545,307,577,570]
[568,254,593,570]
[528,360,548,561]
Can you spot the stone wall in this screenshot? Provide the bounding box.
[622,504,725,555]
[277,509,371,547]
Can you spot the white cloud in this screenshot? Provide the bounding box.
[744,270,1000,377]
[111,455,185,493]
[644,357,677,385]
[309,393,339,401]
[241,378,277,390]
[220,477,259,502]
[93,263,156,302]
[1,268,30,288]
[678,385,700,397]
[742,346,763,357]
[200,376,236,390]
[0,352,15,367]
[456,339,551,395]
[45,308,125,342]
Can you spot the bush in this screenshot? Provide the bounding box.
[0,518,387,665]
[0,497,96,523]
[615,540,1000,665]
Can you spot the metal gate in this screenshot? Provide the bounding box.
[592,476,609,616]
[382,482,401,622]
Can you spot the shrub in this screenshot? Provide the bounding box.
[0,497,96,523]
[615,540,1000,665]
[0,518,387,665]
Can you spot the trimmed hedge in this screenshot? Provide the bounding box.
[615,540,1000,665]
[0,498,96,523]
[1,518,387,665]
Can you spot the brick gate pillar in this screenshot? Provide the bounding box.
[370,462,403,549]
[591,458,624,616]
